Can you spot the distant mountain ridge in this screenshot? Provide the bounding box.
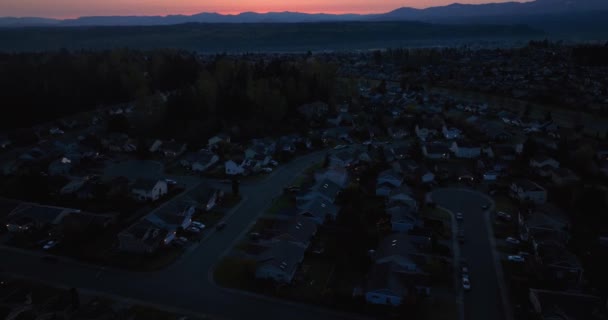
[1,0,607,29]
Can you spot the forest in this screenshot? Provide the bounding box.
[0,49,341,144]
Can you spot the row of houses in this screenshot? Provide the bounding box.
[117,185,222,254]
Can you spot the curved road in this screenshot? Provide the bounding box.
[0,150,363,320]
[432,188,505,320]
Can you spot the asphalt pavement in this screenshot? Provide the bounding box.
[432,188,505,320]
[0,149,366,320]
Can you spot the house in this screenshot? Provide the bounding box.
[0,198,22,226]
[491,145,517,161]
[0,136,11,149]
[365,234,430,306]
[208,134,230,149]
[530,156,560,177]
[297,179,342,204]
[148,199,197,230]
[415,166,435,184]
[388,186,417,209]
[329,150,357,168]
[422,143,451,160]
[225,159,246,176]
[273,216,318,249]
[180,150,219,172]
[59,178,86,195]
[535,242,584,286]
[415,119,442,141]
[528,289,607,320]
[483,171,500,181]
[298,197,339,224]
[365,260,431,306]
[510,180,547,204]
[550,168,580,186]
[131,179,168,201]
[519,204,570,243]
[5,204,75,232]
[442,125,461,139]
[255,240,306,284]
[388,126,409,140]
[377,170,403,188]
[48,158,73,176]
[314,167,349,188]
[391,145,410,160]
[118,219,174,254]
[450,141,482,159]
[323,127,352,143]
[388,205,420,232]
[159,141,187,157]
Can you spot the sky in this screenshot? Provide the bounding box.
[1,0,529,19]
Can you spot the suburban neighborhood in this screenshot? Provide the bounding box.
[1,42,608,320]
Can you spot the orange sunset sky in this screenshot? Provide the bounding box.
[1,0,530,19]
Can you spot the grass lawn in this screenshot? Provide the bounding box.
[422,207,452,222]
[420,296,458,320]
[265,194,294,216]
[493,196,518,215]
[284,258,335,303]
[213,257,257,289]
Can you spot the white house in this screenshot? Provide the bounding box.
[118,219,174,254]
[510,180,547,204]
[314,167,349,188]
[131,179,168,201]
[225,160,246,176]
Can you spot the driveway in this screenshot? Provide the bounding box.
[432,188,505,320]
[0,149,364,320]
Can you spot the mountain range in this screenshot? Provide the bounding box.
[1,0,607,27]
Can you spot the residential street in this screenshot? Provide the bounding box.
[0,150,366,320]
[432,188,505,320]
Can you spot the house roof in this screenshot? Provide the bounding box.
[275,216,318,246]
[387,205,418,224]
[257,240,306,276]
[378,169,403,182]
[9,204,73,225]
[124,220,168,246]
[366,260,430,296]
[313,179,342,201]
[375,234,417,263]
[299,197,338,221]
[0,198,21,221]
[513,179,545,192]
[529,288,607,320]
[425,143,451,154]
[537,242,582,270]
[131,179,164,191]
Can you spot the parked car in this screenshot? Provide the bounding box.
[462,276,471,290]
[191,221,206,230]
[216,222,227,230]
[481,204,489,210]
[270,160,279,167]
[261,167,273,173]
[508,255,525,263]
[333,145,347,150]
[456,212,464,221]
[506,237,521,245]
[165,179,178,185]
[497,211,512,221]
[42,240,59,250]
[284,185,301,193]
[186,226,201,233]
[249,232,261,241]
